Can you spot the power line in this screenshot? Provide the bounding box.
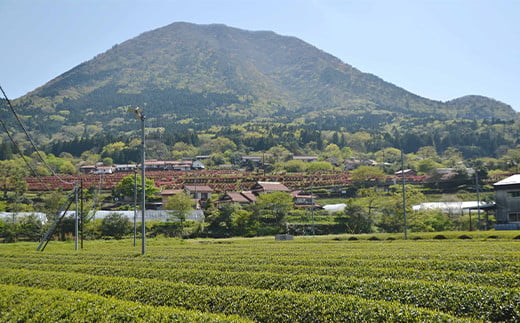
[0,92,48,190]
[0,85,73,185]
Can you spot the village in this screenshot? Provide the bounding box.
[7,153,518,234]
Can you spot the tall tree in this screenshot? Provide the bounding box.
[165,191,194,232]
[114,174,157,200]
[255,191,294,228]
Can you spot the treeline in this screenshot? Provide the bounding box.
[37,117,520,162]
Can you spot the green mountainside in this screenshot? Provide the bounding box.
[1,22,518,159]
[7,23,516,137]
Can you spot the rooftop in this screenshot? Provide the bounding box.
[494,174,520,186]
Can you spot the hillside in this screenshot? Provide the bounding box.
[3,22,516,145]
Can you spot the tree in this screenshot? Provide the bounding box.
[101,213,131,239]
[409,210,452,232]
[201,137,236,154]
[377,184,425,233]
[282,160,307,172]
[19,214,43,241]
[502,148,520,172]
[114,174,157,200]
[266,145,291,163]
[307,161,333,172]
[230,209,256,236]
[443,147,463,167]
[102,142,127,155]
[416,159,442,175]
[1,221,20,243]
[350,166,386,184]
[374,147,402,164]
[165,191,194,234]
[205,202,234,238]
[59,160,77,174]
[323,143,343,165]
[416,146,440,162]
[356,187,382,217]
[255,191,294,228]
[0,159,28,199]
[102,157,114,166]
[335,205,373,234]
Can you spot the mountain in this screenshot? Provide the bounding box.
[4,22,517,144]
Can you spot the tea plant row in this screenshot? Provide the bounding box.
[0,268,466,322]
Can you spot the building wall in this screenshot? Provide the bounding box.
[495,185,520,224]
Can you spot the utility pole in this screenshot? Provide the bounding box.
[133,167,137,247]
[128,107,146,255]
[311,183,315,236]
[401,149,407,240]
[140,110,146,255]
[476,171,481,230]
[74,182,79,251]
[80,178,84,249]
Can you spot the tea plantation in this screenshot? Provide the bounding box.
[1,233,519,322]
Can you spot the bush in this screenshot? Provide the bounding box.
[100,213,132,239]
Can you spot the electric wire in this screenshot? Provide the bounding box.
[0,93,48,190]
[0,85,73,185]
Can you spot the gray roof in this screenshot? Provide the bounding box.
[494,174,520,186]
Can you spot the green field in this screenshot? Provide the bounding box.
[1,233,519,322]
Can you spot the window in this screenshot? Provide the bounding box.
[508,191,520,198]
[509,213,520,222]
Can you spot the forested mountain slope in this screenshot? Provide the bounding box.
[3,22,516,144]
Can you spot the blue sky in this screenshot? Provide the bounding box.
[1,0,518,111]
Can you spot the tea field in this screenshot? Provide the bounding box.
[1,233,519,322]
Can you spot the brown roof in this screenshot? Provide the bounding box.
[184,185,214,193]
[241,191,257,202]
[290,190,302,197]
[224,192,251,203]
[254,181,290,192]
[161,189,183,196]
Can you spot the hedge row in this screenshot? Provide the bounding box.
[1,262,517,321]
[0,269,464,322]
[2,254,518,288]
[0,259,520,288]
[0,283,251,323]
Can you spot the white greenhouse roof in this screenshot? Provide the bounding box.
[412,201,488,213]
[322,203,347,212]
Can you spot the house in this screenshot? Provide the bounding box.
[434,167,475,180]
[191,160,205,169]
[251,181,290,194]
[344,157,377,170]
[143,160,193,171]
[292,156,318,162]
[143,160,166,170]
[184,185,213,201]
[79,165,96,174]
[291,190,320,209]
[240,191,257,203]
[395,169,416,177]
[94,166,114,174]
[114,164,137,172]
[494,174,520,229]
[242,156,263,163]
[218,191,257,205]
[160,189,183,205]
